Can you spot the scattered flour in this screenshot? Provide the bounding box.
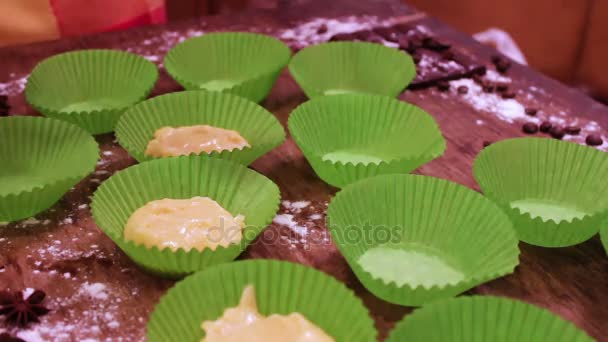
[80,282,109,300]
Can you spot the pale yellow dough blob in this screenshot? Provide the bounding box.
[145,125,250,157]
[124,197,245,252]
[201,285,335,342]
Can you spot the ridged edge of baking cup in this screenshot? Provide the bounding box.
[326,174,520,306]
[90,156,280,277]
[473,137,608,247]
[163,32,291,103]
[288,94,446,188]
[601,224,608,255]
[386,295,594,342]
[25,49,158,134]
[0,116,99,222]
[288,41,416,99]
[147,259,377,342]
[115,91,285,165]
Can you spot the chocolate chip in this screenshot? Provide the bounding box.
[482,84,494,93]
[483,140,492,147]
[564,126,581,135]
[586,134,603,146]
[472,65,487,76]
[0,95,7,103]
[472,75,484,84]
[422,37,451,51]
[549,126,565,139]
[317,24,328,34]
[492,55,511,73]
[539,121,552,133]
[525,108,538,116]
[457,85,469,94]
[501,92,516,99]
[436,81,450,91]
[495,83,509,92]
[329,33,356,41]
[522,122,538,134]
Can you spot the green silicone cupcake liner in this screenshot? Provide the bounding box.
[147,259,376,342]
[288,41,416,98]
[0,116,99,222]
[326,174,520,306]
[25,49,158,134]
[473,137,608,247]
[288,94,445,188]
[116,91,285,165]
[386,296,593,342]
[164,32,291,103]
[90,156,280,277]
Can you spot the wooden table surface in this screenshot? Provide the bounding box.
[1,0,607,341]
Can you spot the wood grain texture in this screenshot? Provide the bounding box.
[0,0,607,341]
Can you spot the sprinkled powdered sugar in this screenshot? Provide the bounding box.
[273,214,308,236]
[279,16,382,47]
[0,74,28,96]
[271,200,330,249]
[80,282,108,300]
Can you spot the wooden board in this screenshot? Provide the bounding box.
[0,0,607,340]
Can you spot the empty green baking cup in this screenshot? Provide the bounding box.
[25,49,158,134]
[147,259,376,342]
[115,91,285,165]
[288,41,416,98]
[474,137,608,247]
[386,296,593,342]
[164,32,291,103]
[288,94,445,188]
[91,156,280,277]
[0,116,99,222]
[326,174,520,306]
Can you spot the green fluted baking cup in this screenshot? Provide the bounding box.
[288,41,415,98]
[164,32,291,103]
[25,49,158,134]
[288,94,445,188]
[147,259,376,342]
[473,137,608,247]
[326,174,520,306]
[115,91,285,165]
[90,156,280,277]
[0,116,99,222]
[601,225,608,255]
[386,296,593,342]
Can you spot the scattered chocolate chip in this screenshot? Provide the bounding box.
[482,84,494,93]
[472,75,484,84]
[492,55,512,73]
[522,122,539,134]
[501,92,516,99]
[495,83,509,92]
[457,85,469,94]
[0,289,50,327]
[483,140,492,147]
[586,134,603,146]
[549,126,565,139]
[316,24,328,34]
[329,32,356,41]
[564,126,581,135]
[422,37,451,51]
[539,121,552,133]
[472,65,487,76]
[436,81,450,92]
[525,108,538,116]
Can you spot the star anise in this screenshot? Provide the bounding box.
[0,290,49,327]
[0,332,25,342]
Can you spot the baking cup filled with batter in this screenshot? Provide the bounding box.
[288,41,416,98]
[0,116,99,222]
[386,296,593,342]
[288,94,445,188]
[115,91,285,165]
[25,49,158,134]
[147,259,376,342]
[164,32,291,103]
[91,156,280,277]
[474,137,608,247]
[326,174,520,306]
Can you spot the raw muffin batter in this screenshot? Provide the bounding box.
[145,125,250,157]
